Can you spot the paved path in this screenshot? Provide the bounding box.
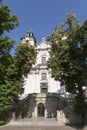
[0,125,86,130]
[0,117,87,130]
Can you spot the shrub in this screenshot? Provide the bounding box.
[0,120,6,126]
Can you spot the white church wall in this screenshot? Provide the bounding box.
[21,35,62,97]
[24,72,41,94]
[47,73,61,93]
[36,49,50,65]
[23,70,61,95]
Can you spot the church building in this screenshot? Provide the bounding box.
[19,28,66,118]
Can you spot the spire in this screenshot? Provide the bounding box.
[42,36,45,41]
[27,27,34,37]
[26,27,37,45]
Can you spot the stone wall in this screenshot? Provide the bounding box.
[46,93,66,118]
[17,93,66,119]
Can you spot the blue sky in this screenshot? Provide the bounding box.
[4,0,87,44]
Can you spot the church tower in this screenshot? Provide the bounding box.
[20,27,36,46]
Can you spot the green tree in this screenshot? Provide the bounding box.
[0,0,37,118]
[47,14,87,122]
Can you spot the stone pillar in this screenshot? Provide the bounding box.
[12,112,16,120]
[33,106,37,117]
[45,109,47,118]
[56,110,67,124]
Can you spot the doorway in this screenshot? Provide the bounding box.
[37,103,45,117]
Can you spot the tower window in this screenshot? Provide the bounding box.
[19,88,24,95]
[26,40,29,43]
[42,57,46,64]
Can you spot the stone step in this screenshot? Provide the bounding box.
[7,117,65,126]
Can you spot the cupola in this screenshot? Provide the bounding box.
[21,27,36,46]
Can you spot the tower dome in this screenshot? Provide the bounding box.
[27,27,34,37]
[21,27,36,46]
[26,27,37,46]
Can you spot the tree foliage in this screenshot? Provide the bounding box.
[0,0,19,35]
[15,43,36,77]
[47,13,87,119]
[0,0,37,116]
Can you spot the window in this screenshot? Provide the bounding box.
[85,57,87,64]
[41,88,48,93]
[41,73,47,80]
[60,86,65,94]
[19,88,24,95]
[40,83,48,93]
[42,57,46,64]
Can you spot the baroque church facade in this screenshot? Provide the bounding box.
[18,29,66,118]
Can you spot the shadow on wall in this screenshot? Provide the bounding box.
[12,94,37,119]
[45,93,67,118]
[57,105,87,126]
